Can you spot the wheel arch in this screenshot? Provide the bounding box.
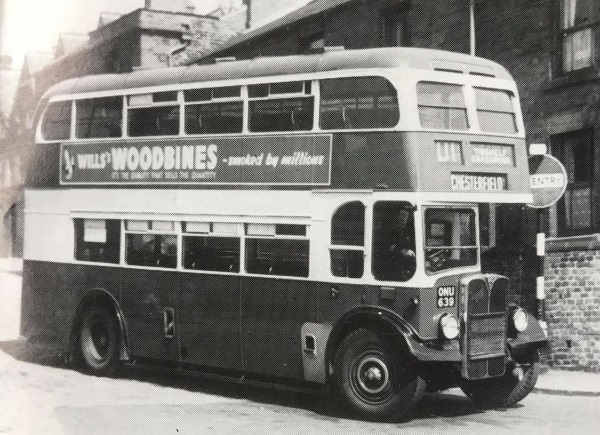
[325,307,418,379]
[70,288,130,361]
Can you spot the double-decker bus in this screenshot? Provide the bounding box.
[22,47,546,422]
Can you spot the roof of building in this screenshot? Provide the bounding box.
[24,52,54,75]
[0,68,21,117]
[42,47,512,99]
[188,0,355,63]
[98,12,123,28]
[54,33,90,58]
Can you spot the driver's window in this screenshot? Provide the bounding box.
[372,201,416,282]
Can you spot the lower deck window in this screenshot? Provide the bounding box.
[126,233,177,268]
[74,219,120,264]
[183,236,240,272]
[245,238,309,277]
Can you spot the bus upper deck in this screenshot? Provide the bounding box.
[30,47,531,204]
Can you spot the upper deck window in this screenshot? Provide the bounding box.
[417,82,468,131]
[75,97,123,139]
[41,101,72,141]
[474,88,517,134]
[248,81,313,132]
[127,92,179,137]
[184,86,243,135]
[319,77,399,130]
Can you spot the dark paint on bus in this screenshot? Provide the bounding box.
[27,132,530,196]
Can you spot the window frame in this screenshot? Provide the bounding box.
[559,0,598,73]
[417,81,470,132]
[552,128,595,236]
[75,96,124,140]
[330,201,366,279]
[183,86,244,136]
[244,222,310,278]
[126,91,181,138]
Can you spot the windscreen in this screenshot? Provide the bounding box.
[424,208,477,274]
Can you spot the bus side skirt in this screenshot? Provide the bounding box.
[70,288,131,361]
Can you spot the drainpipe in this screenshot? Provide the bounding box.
[470,0,475,56]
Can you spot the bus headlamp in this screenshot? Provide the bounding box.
[512,308,528,332]
[439,313,459,340]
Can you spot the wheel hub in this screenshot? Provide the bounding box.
[356,356,389,395]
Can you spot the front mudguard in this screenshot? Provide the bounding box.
[507,311,547,358]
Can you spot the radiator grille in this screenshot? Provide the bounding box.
[462,276,508,380]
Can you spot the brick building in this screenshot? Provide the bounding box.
[190,0,600,371]
[0,0,245,259]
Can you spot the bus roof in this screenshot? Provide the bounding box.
[42,47,513,100]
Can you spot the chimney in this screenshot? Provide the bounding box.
[144,0,195,13]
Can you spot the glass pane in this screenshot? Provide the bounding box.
[270,81,304,94]
[248,84,269,98]
[276,224,306,236]
[331,201,365,246]
[126,233,177,268]
[419,107,468,130]
[128,106,179,137]
[245,238,309,277]
[75,97,122,139]
[183,236,240,272]
[74,219,120,264]
[424,208,477,274]
[417,82,466,107]
[249,98,313,132]
[563,29,592,72]
[153,91,178,102]
[184,102,243,134]
[42,101,71,140]
[330,249,364,278]
[474,88,514,112]
[563,0,593,28]
[570,186,592,229]
[184,88,211,102]
[372,202,416,282]
[478,111,517,133]
[319,77,399,129]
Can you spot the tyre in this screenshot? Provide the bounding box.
[461,350,540,408]
[78,305,120,376]
[331,328,425,422]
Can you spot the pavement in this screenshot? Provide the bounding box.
[2,257,600,397]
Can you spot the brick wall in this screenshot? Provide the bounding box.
[545,246,600,372]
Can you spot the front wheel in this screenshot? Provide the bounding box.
[78,305,120,376]
[461,350,540,408]
[331,328,425,422]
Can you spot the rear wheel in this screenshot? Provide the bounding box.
[461,350,540,408]
[78,305,120,376]
[332,328,425,422]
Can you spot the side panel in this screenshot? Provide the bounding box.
[20,261,121,349]
[240,277,326,378]
[178,274,242,370]
[120,269,179,361]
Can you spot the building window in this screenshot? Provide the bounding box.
[553,129,594,235]
[561,0,597,72]
[382,6,409,47]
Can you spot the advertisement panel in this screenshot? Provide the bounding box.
[60,135,332,185]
